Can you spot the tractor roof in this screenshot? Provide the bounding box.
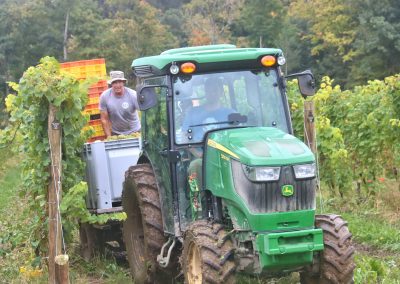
[132,44,283,78]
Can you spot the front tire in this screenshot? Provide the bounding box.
[122,164,165,283]
[181,220,236,284]
[300,214,355,284]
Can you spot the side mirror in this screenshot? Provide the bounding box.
[286,70,316,98]
[136,84,158,111]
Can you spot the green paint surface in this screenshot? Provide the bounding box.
[204,128,319,271]
[208,127,315,166]
[132,44,282,70]
[256,229,323,269]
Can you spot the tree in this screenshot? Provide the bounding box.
[287,0,357,87]
[145,0,189,10]
[349,0,400,84]
[232,0,307,74]
[161,8,188,46]
[94,0,178,75]
[236,0,285,48]
[183,0,243,45]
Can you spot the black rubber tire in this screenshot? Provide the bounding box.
[181,220,236,284]
[122,164,166,284]
[300,214,355,284]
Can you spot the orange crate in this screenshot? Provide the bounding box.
[61,58,105,68]
[87,124,104,136]
[89,92,101,99]
[88,119,101,126]
[88,135,106,143]
[89,120,102,132]
[88,96,100,105]
[84,119,105,139]
[88,86,107,95]
[88,80,108,97]
[83,108,100,115]
[61,66,106,79]
[85,103,99,111]
[93,127,104,136]
[90,80,108,88]
[61,59,107,79]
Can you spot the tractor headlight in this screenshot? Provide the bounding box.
[242,165,280,182]
[293,163,316,179]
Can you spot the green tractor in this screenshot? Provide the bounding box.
[122,44,355,283]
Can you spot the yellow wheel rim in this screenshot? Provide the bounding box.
[187,241,202,284]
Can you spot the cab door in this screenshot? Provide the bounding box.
[141,80,175,234]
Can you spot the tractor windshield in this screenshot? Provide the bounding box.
[173,69,289,144]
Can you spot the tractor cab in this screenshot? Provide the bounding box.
[134,45,315,232]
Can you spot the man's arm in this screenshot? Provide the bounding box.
[100,110,112,138]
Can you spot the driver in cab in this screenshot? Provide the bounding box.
[182,77,234,143]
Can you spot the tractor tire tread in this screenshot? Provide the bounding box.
[182,220,236,284]
[122,164,166,284]
[300,214,355,284]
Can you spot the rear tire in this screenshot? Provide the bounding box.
[300,214,355,284]
[122,164,166,283]
[181,220,236,284]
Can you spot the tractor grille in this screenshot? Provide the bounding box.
[133,65,154,77]
[231,160,316,213]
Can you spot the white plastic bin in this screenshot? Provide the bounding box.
[83,138,141,210]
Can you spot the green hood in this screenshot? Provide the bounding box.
[207,127,315,166]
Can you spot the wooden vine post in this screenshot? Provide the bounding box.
[304,101,316,154]
[48,104,69,284]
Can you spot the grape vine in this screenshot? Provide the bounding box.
[1,57,125,257]
[287,74,400,199]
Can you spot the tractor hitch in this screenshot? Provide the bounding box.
[157,237,177,268]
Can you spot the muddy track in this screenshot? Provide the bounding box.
[353,242,400,259]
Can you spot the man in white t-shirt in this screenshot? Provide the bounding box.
[99,71,141,137]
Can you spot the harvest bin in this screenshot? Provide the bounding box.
[83,138,141,212]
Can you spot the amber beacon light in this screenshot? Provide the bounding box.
[261,55,276,67]
[180,62,196,74]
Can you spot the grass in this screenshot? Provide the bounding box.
[318,180,400,284]
[0,147,132,283]
[0,148,31,282]
[343,212,400,252]
[0,150,21,215]
[354,254,400,284]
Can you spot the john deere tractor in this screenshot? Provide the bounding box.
[122,44,355,283]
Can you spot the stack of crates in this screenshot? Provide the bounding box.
[60,59,108,142]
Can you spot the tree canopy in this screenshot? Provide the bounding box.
[0,0,399,111]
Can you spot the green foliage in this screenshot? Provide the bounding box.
[354,255,380,284]
[287,78,351,196]
[86,0,178,75]
[354,249,400,283]
[0,147,130,282]
[0,149,42,281]
[235,0,285,47]
[60,182,126,233]
[67,253,131,283]
[2,56,93,254]
[349,0,400,85]
[183,0,243,45]
[342,211,400,252]
[288,74,400,198]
